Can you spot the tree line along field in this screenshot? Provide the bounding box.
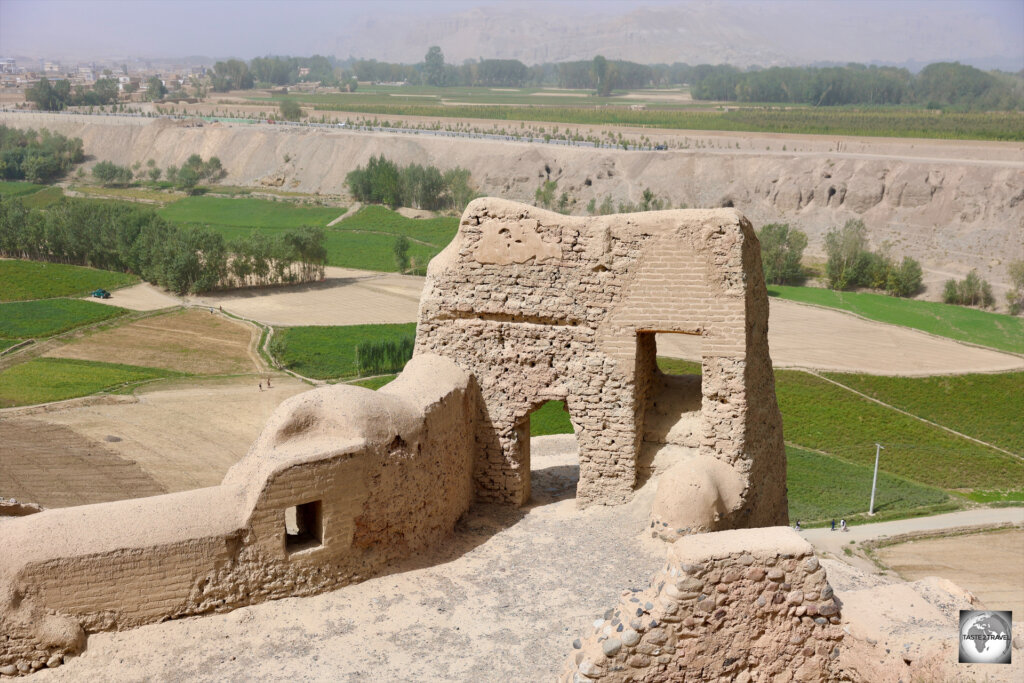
[300,98,1024,141]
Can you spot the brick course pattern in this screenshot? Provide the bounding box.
[0,355,475,675]
[416,198,786,521]
[560,527,843,682]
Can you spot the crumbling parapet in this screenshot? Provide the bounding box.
[560,527,843,682]
[416,198,785,522]
[0,354,475,674]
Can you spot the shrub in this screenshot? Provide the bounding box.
[91,160,134,186]
[943,269,995,308]
[758,223,807,285]
[1007,260,1024,315]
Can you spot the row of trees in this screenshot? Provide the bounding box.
[346,155,477,211]
[211,56,357,91]
[355,336,415,376]
[824,219,922,297]
[25,76,172,110]
[90,154,225,192]
[942,271,995,308]
[0,125,84,183]
[0,197,325,294]
[688,62,1023,110]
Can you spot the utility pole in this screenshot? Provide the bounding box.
[868,443,884,516]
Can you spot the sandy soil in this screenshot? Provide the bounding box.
[657,298,1024,376]
[45,309,262,375]
[185,267,423,327]
[0,376,309,498]
[85,282,182,311]
[0,418,166,507]
[876,529,1024,618]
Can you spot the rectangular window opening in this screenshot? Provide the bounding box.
[285,500,322,553]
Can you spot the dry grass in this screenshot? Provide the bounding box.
[45,308,261,375]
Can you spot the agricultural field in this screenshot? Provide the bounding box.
[0,298,128,339]
[269,322,416,379]
[0,357,180,408]
[774,369,1020,491]
[158,196,343,229]
[825,371,1024,455]
[0,260,138,302]
[767,285,1024,354]
[785,445,952,525]
[46,308,260,375]
[305,100,1024,142]
[18,185,65,209]
[0,181,47,197]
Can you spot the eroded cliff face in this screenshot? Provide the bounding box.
[4,113,1021,301]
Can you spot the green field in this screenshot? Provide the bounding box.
[336,205,459,246]
[300,98,1023,141]
[270,323,416,379]
[768,285,1024,354]
[0,298,128,339]
[775,369,1020,490]
[19,186,65,209]
[0,260,139,302]
[0,357,180,408]
[529,400,575,436]
[825,371,1024,455]
[158,196,343,229]
[785,446,953,525]
[0,181,47,197]
[350,374,398,390]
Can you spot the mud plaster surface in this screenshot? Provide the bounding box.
[29,435,669,682]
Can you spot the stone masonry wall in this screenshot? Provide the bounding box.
[0,355,475,675]
[560,527,843,682]
[415,198,785,517]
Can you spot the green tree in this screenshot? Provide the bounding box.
[1007,260,1024,315]
[943,270,995,308]
[424,46,446,87]
[146,77,167,101]
[591,56,609,95]
[26,77,65,111]
[279,99,303,121]
[393,235,410,272]
[824,219,869,289]
[757,223,807,285]
[148,167,162,182]
[886,257,923,297]
[535,180,557,209]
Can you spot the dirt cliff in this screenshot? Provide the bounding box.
[3,112,1021,303]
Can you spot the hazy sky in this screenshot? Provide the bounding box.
[1,0,1022,68]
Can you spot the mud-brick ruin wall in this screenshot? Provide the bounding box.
[561,527,844,683]
[416,198,785,518]
[0,355,475,674]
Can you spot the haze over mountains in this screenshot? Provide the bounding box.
[332,1,1023,70]
[2,0,1021,71]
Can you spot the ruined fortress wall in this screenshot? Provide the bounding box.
[415,198,785,517]
[0,355,475,674]
[561,527,843,682]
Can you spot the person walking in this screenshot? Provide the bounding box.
[840,518,847,532]
[794,520,802,531]
[830,519,836,531]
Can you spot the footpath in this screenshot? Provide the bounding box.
[802,507,1024,561]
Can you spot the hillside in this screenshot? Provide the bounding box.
[2,111,1022,303]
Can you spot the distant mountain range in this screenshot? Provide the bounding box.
[330,1,1023,71]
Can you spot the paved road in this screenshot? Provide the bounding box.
[802,507,1024,559]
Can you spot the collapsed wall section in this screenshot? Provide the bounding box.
[560,527,843,682]
[0,354,475,675]
[415,198,785,518]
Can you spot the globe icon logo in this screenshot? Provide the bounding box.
[959,610,1012,664]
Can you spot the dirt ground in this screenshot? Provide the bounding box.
[45,308,263,375]
[657,298,1024,376]
[876,529,1024,618]
[185,267,424,327]
[84,282,181,311]
[0,418,166,507]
